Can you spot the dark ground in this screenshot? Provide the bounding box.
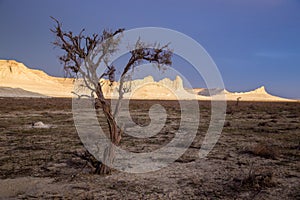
[0,98,299,199]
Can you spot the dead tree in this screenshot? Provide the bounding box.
[51,17,172,175]
[236,97,242,106]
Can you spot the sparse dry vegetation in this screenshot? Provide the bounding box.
[235,163,276,190]
[242,142,279,159]
[0,98,299,199]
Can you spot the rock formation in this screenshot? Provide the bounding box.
[0,60,73,97]
[0,60,296,101]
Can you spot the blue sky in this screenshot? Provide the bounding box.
[0,0,299,99]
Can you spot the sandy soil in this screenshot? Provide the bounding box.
[0,98,299,199]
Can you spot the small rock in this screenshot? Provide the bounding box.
[32,121,50,128]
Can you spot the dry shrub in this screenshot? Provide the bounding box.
[258,122,267,126]
[233,163,276,191]
[242,142,279,159]
[241,170,275,189]
[252,143,278,159]
[224,121,231,127]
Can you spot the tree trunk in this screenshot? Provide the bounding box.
[94,84,122,175]
[95,121,120,175]
[96,143,115,174]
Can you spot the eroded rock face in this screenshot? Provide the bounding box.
[85,75,186,99]
[0,60,73,97]
[158,76,183,91]
[0,60,295,101]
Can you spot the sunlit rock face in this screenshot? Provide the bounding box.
[0,60,73,97]
[0,60,295,101]
[98,75,189,100]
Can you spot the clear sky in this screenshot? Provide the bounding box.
[0,0,299,99]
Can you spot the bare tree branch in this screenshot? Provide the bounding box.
[51,17,172,175]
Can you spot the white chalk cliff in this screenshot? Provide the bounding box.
[0,60,73,97]
[0,60,295,101]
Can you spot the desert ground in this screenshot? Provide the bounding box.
[0,98,299,199]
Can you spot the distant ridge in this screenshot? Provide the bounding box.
[0,60,73,97]
[0,87,46,98]
[0,60,296,101]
